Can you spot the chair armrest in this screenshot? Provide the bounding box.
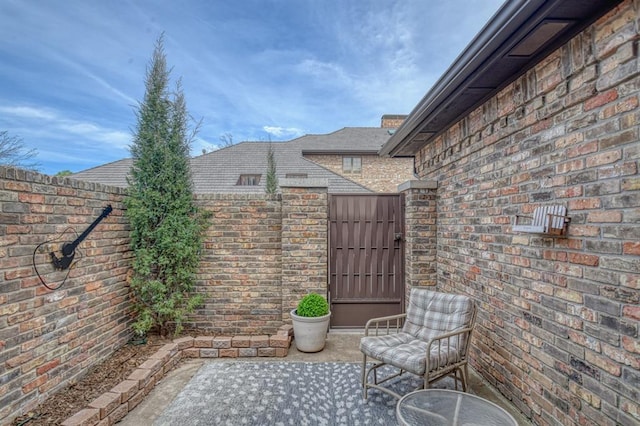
[364,313,407,336]
[424,327,474,366]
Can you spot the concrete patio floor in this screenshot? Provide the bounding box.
[120,331,531,425]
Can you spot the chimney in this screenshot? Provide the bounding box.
[381,114,407,129]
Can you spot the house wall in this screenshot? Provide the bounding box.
[304,154,415,193]
[0,167,132,423]
[412,3,639,425]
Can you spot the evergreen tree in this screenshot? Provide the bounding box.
[125,35,208,337]
[265,144,278,194]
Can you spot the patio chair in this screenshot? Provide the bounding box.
[360,288,477,400]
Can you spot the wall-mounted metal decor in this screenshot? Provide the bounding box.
[33,205,113,290]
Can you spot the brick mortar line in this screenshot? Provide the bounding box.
[61,326,293,426]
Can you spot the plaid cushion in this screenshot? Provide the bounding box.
[360,333,459,375]
[402,288,473,346]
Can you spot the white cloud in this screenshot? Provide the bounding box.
[1,104,130,148]
[0,0,506,174]
[263,126,305,139]
[0,106,57,120]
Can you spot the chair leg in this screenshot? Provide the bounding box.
[460,364,469,392]
[361,353,368,401]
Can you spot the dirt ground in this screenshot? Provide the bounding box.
[12,334,172,426]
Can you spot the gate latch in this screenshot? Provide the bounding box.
[394,233,403,241]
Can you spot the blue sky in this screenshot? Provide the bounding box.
[0,0,504,175]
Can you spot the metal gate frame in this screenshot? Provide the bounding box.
[328,193,405,328]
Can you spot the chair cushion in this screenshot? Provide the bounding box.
[360,332,459,376]
[403,289,473,345]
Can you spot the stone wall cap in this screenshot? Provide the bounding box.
[280,178,328,188]
[398,180,438,191]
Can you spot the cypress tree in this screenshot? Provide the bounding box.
[125,35,208,337]
[265,143,278,194]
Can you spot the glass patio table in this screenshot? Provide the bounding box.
[396,389,518,426]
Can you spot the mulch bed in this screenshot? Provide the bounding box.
[12,334,172,426]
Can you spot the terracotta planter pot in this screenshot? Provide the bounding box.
[290,309,331,353]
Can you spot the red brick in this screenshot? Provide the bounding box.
[193,336,214,348]
[269,335,290,348]
[110,380,139,403]
[18,193,45,204]
[159,343,179,354]
[6,351,33,368]
[36,359,60,375]
[231,336,250,348]
[258,348,276,357]
[88,392,121,420]
[182,348,201,358]
[622,336,640,354]
[138,358,163,374]
[250,335,270,348]
[22,375,47,394]
[105,403,128,424]
[128,389,146,411]
[623,242,640,255]
[61,408,100,426]
[126,368,153,389]
[172,336,194,350]
[219,348,238,358]
[278,325,293,336]
[623,305,640,321]
[584,89,618,111]
[149,349,171,364]
[587,211,622,222]
[568,253,599,266]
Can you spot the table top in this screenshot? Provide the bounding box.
[396,389,518,426]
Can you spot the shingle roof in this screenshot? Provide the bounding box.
[292,127,394,154]
[71,158,132,188]
[71,127,392,193]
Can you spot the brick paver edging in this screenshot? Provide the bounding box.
[61,326,292,426]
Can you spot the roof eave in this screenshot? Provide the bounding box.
[380,0,624,157]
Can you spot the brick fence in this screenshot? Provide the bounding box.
[0,167,132,423]
[189,179,329,335]
[0,170,328,424]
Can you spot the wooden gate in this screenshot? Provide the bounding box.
[328,194,405,328]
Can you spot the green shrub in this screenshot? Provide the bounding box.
[296,293,329,317]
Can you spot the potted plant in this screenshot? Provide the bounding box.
[290,292,331,352]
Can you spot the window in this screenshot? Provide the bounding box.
[237,174,261,185]
[285,173,308,178]
[342,156,362,173]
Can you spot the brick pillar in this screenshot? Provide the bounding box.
[399,180,438,298]
[280,179,329,322]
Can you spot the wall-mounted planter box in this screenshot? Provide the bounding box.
[513,205,570,236]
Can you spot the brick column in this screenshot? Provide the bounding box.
[280,179,329,321]
[399,180,438,297]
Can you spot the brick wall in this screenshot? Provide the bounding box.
[190,193,283,335]
[187,181,329,335]
[304,154,414,193]
[399,181,438,294]
[280,179,329,320]
[412,2,639,425]
[0,167,132,423]
[1,171,331,424]
[381,114,407,129]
